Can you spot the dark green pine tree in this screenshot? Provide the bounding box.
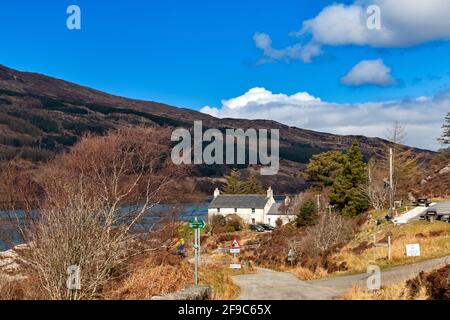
[223,169,243,194]
[330,140,369,217]
[296,199,317,227]
[241,172,264,194]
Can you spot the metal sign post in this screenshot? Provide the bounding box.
[194,227,198,286]
[229,239,241,269]
[189,217,205,286]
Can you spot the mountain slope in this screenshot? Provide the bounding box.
[0,65,435,193]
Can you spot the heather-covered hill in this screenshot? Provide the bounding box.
[0,65,435,194]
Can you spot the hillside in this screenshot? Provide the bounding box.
[0,65,435,194]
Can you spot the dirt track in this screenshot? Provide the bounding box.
[232,255,450,300]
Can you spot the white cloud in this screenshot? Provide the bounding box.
[258,0,450,63]
[253,33,308,63]
[341,59,396,86]
[200,87,449,151]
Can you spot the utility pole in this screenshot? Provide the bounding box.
[389,148,394,218]
[316,194,321,213]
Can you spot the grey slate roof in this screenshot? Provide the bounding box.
[209,195,269,209]
[430,201,450,215]
[267,203,282,215]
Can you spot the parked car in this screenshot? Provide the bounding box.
[259,224,275,231]
[420,208,450,222]
[249,224,265,232]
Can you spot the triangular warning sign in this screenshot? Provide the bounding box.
[230,239,241,249]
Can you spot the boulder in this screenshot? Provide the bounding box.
[151,285,212,300]
[438,164,450,176]
[0,245,28,282]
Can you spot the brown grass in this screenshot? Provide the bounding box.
[0,273,43,300]
[283,266,328,280]
[103,252,193,300]
[329,218,450,276]
[342,283,428,300]
[201,263,256,300]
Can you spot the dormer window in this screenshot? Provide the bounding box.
[217,208,220,213]
[252,208,256,214]
[234,208,237,213]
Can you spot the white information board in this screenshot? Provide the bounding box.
[405,244,421,257]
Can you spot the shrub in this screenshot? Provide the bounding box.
[275,218,283,227]
[210,214,243,234]
[225,214,243,232]
[0,112,41,136]
[103,252,193,299]
[296,199,317,227]
[19,147,53,162]
[297,211,352,258]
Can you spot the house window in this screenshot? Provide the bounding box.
[234,208,237,213]
[252,208,255,214]
[252,218,256,224]
[217,208,220,213]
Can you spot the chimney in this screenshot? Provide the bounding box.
[213,188,220,198]
[266,186,273,199]
[284,196,291,206]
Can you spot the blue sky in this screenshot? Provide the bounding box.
[1,0,449,150]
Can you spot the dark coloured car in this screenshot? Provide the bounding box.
[259,224,275,231]
[249,224,265,232]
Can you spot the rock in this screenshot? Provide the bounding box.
[439,164,450,176]
[0,245,28,282]
[151,285,212,300]
[421,179,428,185]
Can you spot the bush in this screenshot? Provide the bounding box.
[297,211,352,258]
[210,214,243,234]
[216,233,240,243]
[296,199,317,227]
[19,147,53,162]
[225,214,243,232]
[103,252,193,299]
[275,218,283,227]
[0,113,41,136]
[209,214,226,234]
[62,120,109,135]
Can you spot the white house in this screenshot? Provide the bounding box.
[207,187,296,227]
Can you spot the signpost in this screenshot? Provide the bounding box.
[406,243,421,257]
[188,217,205,286]
[230,239,241,269]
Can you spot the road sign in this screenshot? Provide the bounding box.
[230,239,241,249]
[230,263,241,269]
[189,220,205,229]
[230,248,240,254]
[406,243,421,257]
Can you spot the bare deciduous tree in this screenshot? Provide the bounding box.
[297,211,352,257]
[358,160,389,210]
[22,126,185,300]
[384,122,418,200]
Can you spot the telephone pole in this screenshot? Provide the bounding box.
[316,194,321,213]
[389,148,394,218]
